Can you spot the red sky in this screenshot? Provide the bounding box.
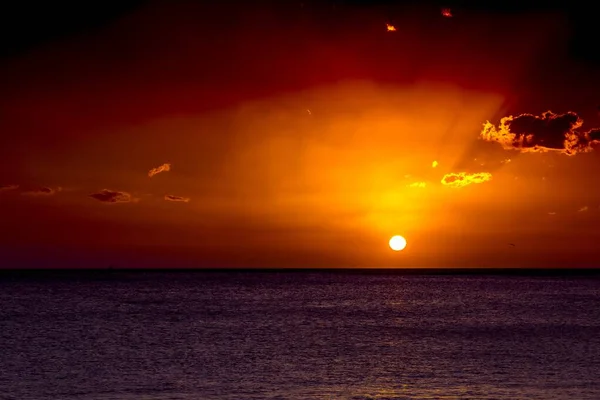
[1,1,600,268]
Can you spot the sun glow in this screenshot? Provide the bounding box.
[389,235,407,251]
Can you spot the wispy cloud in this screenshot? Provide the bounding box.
[408,182,426,188]
[22,186,60,196]
[0,184,19,192]
[164,194,191,203]
[148,163,171,177]
[90,189,134,203]
[441,172,492,188]
[578,206,588,212]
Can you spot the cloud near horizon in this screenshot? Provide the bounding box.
[90,189,133,203]
[480,111,600,155]
[0,184,19,191]
[441,172,492,188]
[164,195,191,202]
[148,163,171,177]
[21,186,60,196]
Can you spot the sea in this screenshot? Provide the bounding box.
[1,270,599,400]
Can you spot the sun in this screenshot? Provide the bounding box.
[389,235,407,251]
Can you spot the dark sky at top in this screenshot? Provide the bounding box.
[0,0,597,62]
[0,2,144,59]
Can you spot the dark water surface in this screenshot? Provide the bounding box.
[1,271,599,399]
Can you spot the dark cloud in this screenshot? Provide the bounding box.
[0,184,18,191]
[480,111,600,155]
[164,195,190,203]
[510,111,580,149]
[587,128,600,141]
[90,189,132,203]
[22,186,59,196]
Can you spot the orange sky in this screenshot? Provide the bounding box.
[1,2,600,268]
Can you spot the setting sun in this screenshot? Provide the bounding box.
[389,235,407,251]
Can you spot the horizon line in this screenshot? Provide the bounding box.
[0,267,599,277]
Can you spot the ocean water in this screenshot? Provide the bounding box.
[1,272,599,400]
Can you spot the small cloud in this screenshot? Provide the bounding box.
[501,158,511,164]
[578,206,588,212]
[0,184,19,191]
[148,163,171,177]
[548,212,557,215]
[164,194,191,203]
[386,23,396,32]
[441,8,453,17]
[22,186,59,196]
[90,189,133,203]
[432,160,438,168]
[441,172,492,188]
[408,182,426,188]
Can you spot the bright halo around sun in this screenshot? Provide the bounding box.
[389,235,407,251]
